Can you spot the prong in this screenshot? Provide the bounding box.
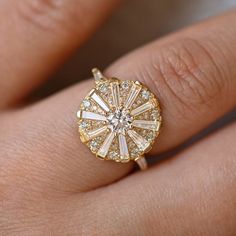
[118,133,129,161]
[130,101,155,116]
[79,131,90,143]
[97,132,116,158]
[90,91,110,112]
[111,82,120,108]
[80,111,107,121]
[124,83,142,109]
[92,68,104,80]
[92,68,108,84]
[135,81,142,85]
[127,130,150,152]
[77,110,82,119]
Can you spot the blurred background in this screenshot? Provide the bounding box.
[37,0,236,96]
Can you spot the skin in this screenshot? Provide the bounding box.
[0,1,236,235]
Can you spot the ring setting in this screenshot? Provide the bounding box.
[77,68,162,170]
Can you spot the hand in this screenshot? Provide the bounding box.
[0,1,236,235]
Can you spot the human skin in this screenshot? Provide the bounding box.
[0,1,236,235]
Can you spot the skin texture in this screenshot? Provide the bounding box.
[0,1,236,235]
[0,0,120,108]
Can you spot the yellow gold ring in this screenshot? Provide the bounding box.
[77,68,162,170]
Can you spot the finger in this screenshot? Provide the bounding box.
[106,10,236,154]
[0,0,120,108]
[0,81,133,194]
[87,122,236,236]
[3,10,236,193]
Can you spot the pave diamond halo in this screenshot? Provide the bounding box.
[77,68,162,170]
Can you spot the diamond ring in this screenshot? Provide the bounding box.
[77,68,162,170]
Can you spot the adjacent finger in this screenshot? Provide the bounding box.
[86,122,236,236]
[106,10,236,154]
[0,0,120,108]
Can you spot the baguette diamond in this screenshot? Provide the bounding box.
[127,130,150,152]
[91,91,110,112]
[124,83,142,109]
[78,111,107,121]
[97,132,115,158]
[118,134,129,161]
[130,101,155,116]
[132,120,158,130]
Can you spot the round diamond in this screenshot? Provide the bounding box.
[90,140,98,147]
[151,110,159,119]
[141,90,150,100]
[83,100,91,108]
[147,132,155,141]
[90,140,99,151]
[108,98,113,105]
[131,147,140,157]
[80,121,89,129]
[107,109,133,133]
[109,151,118,160]
[121,81,130,90]
[99,84,108,93]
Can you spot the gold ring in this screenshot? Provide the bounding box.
[77,68,162,170]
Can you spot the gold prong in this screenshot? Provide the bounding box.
[92,68,107,83]
[135,81,142,85]
[76,110,82,119]
[80,132,90,143]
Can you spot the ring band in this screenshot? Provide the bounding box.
[77,68,162,171]
[135,156,148,170]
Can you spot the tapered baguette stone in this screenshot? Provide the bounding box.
[111,82,120,108]
[91,92,110,112]
[80,111,107,121]
[132,120,158,130]
[130,101,154,116]
[97,132,116,158]
[118,134,129,160]
[86,126,108,141]
[124,84,142,109]
[127,130,150,151]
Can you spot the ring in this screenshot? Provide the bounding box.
[77,68,162,170]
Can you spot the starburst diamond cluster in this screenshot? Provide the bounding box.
[77,77,162,163]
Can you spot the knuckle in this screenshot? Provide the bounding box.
[145,38,227,118]
[16,0,83,34]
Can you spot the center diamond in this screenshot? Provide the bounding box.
[107,108,133,133]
